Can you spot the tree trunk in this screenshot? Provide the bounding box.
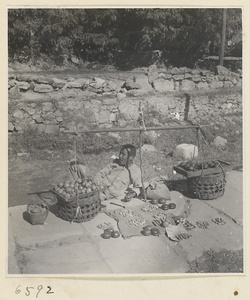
[219,9,227,66]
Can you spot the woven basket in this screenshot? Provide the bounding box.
[187,172,226,200]
[54,190,101,223]
[27,200,49,225]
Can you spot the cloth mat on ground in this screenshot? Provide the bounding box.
[104,191,191,239]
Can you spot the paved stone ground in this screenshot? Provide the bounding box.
[8,171,243,275]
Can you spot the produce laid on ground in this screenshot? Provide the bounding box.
[101,228,121,239]
[211,217,226,225]
[141,226,160,236]
[196,221,210,229]
[52,177,103,201]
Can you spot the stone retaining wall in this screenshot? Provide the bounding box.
[8,65,242,133]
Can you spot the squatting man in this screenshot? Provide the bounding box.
[70,144,142,202]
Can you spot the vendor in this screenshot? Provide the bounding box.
[70,144,142,202]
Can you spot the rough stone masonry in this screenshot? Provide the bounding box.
[8,65,242,133]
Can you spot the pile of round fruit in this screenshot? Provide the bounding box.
[150,198,176,211]
[28,203,48,214]
[179,160,219,171]
[101,228,120,239]
[141,225,160,236]
[52,177,103,201]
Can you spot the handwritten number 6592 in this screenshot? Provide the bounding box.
[15,285,54,297]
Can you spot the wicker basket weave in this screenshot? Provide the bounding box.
[187,172,226,200]
[53,190,101,223]
[27,199,49,225]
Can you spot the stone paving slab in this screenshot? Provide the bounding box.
[98,235,189,273]
[179,198,243,261]
[203,171,243,226]
[18,240,112,274]
[8,205,87,248]
[8,171,243,274]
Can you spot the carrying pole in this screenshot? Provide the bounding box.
[63,124,211,135]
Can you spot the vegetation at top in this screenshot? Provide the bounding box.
[8,8,242,69]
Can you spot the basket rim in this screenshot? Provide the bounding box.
[50,188,104,203]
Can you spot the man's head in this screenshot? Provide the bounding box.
[119,144,136,167]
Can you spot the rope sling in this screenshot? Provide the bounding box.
[187,126,226,200]
[68,101,227,222]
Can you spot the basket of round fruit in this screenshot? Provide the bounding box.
[27,199,49,225]
[51,177,104,223]
[174,160,222,178]
[187,172,226,200]
[174,160,226,200]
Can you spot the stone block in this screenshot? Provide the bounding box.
[119,100,139,120]
[126,89,145,97]
[173,75,184,81]
[25,107,36,115]
[41,102,53,112]
[9,85,20,98]
[192,76,201,83]
[44,125,59,134]
[173,144,198,160]
[98,110,110,124]
[174,81,180,91]
[148,64,159,84]
[117,92,126,100]
[65,78,90,89]
[8,79,17,89]
[213,136,227,149]
[89,77,105,89]
[184,73,192,80]
[191,69,201,75]
[123,80,140,90]
[16,81,30,91]
[223,81,234,88]
[171,67,180,75]
[209,81,224,89]
[153,79,175,92]
[36,76,54,85]
[13,110,24,120]
[34,84,53,93]
[196,82,209,90]
[181,80,196,91]
[32,114,44,124]
[52,78,67,89]
[8,122,15,132]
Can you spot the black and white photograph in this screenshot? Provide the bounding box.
[8,7,243,276]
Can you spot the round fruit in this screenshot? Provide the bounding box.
[169,203,176,209]
[64,182,70,189]
[143,225,152,231]
[111,231,120,238]
[161,204,169,210]
[101,232,111,239]
[162,221,170,228]
[85,182,92,188]
[158,198,167,205]
[151,199,158,205]
[86,187,92,193]
[151,228,160,236]
[104,228,114,234]
[142,229,151,236]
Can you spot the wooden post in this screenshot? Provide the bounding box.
[219,9,227,66]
